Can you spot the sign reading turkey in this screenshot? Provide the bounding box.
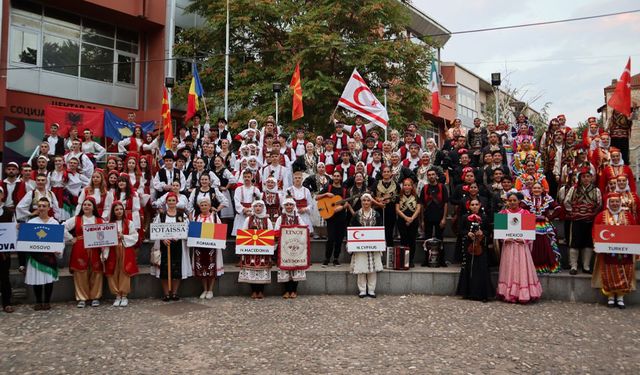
[347,226,386,253]
[593,225,640,255]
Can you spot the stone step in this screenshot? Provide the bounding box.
[7,264,638,305]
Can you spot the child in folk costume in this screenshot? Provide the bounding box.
[75,171,113,220]
[61,157,89,220]
[155,181,190,214]
[151,193,192,301]
[232,170,263,235]
[117,124,145,153]
[239,200,273,299]
[64,197,108,308]
[591,193,637,309]
[192,197,225,300]
[104,201,139,307]
[456,199,493,302]
[115,173,144,246]
[24,198,62,311]
[263,176,283,224]
[615,175,640,221]
[286,170,315,235]
[212,155,236,220]
[275,196,308,298]
[350,193,383,298]
[496,191,543,304]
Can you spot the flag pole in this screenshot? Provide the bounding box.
[224,0,230,121]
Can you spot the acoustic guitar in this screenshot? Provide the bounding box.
[317,195,360,220]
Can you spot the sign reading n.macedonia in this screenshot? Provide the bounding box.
[278,225,310,270]
[347,226,386,253]
[236,229,276,255]
[593,225,640,255]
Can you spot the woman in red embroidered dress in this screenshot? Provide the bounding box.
[239,200,273,299]
[193,197,224,300]
[104,201,139,307]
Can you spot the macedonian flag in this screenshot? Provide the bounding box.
[236,229,276,255]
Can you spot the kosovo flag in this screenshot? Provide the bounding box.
[104,109,155,142]
[17,223,65,253]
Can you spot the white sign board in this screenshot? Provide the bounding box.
[150,222,189,240]
[83,223,118,248]
[347,226,386,253]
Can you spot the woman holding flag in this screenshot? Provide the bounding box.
[496,191,542,304]
[239,200,273,299]
[274,195,308,298]
[192,196,225,300]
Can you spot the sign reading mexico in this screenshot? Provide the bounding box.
[594,225,640,255]
[235,229,276,255]
[83,223,118,248]
[347,226,386,253]
[187,222,227,249]
[16,223,64,253]
[493,213,536,240]
[0,223,17,252]
[150,222,188,240]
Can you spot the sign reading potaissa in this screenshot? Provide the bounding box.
[150,222,189,240]
[347,226,386,253]
[83,223,118,248]
[593,225,640,255]
[16,223,64,253]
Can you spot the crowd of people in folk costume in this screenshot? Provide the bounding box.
[0,108,637,313]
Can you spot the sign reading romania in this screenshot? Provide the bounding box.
[593,225,640,255]
[16,223,65,253]
[187,222,227,249]
[235,229,276,255]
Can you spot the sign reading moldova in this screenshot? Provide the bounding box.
[16,223,64,253]
[150,222,188,240]
[236,229,276,255]
[494,213,536,240]
[347,226,386,253]
[338,69,389,128]
[593,225,640,255]
[0,223,17,252]
[83,223,118,248]
[278,225,311,270]
[187,222,227,249]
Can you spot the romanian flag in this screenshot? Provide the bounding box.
[161,87,173,150]
[290,62,304,121]
[494,213,536,240]
[185,62,204,122]
[236,229,276,255]
[187,222,227,249]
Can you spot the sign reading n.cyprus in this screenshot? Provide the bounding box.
[347,226,386,253]
[593,225,640,255]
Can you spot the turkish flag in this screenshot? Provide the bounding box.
[338,69,389,128]
[44,105,105,137]
[593,224,640,255]
[607,58,632,117]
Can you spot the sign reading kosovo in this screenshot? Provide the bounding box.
[187,222,227,249]
[16,223,64,253]
[236,229,275,255]
[347,226,386,253]
[0,223,17,252]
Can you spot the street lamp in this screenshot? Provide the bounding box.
[491,73,501,124]
[272,82,282,126]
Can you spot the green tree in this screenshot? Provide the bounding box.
[174,0,436,135]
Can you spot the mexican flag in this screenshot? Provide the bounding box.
[494,213,536,240]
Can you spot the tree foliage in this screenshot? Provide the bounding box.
[173,0,436,135]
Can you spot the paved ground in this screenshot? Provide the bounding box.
[1,295,639,374]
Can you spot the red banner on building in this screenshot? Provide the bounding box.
[44,105,104,137]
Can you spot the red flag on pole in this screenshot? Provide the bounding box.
[162,87,173,149]
[44,105,104,137]
[290,62,304,121]
[607,58,632,117]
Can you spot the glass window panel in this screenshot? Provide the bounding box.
[117,55,135,84]
[81,44,114,82]
[43,7,80,29]
[116,28,139,44]
[44,22,81,39]
[11,13,40,29]
[116,40,138,54]
[11,0,42,16]
[10,29,38,64]
[84,34,114,48]
[43,34,79,76]
[82,19,114,38]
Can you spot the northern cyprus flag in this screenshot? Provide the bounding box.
[494,213,536,240]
